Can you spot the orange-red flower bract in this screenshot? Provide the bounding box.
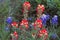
[11,22,18,28]
[14,31,17,36]
[33,19,43,29]
[20,19,29,29]
[38,29,48,39]
[23,2,31,10]
[13,31,18,39]
[36,4,45,13]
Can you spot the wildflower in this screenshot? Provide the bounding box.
[6,17,12,24]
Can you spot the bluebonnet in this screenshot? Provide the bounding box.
[51,15,58,25]
[40,14,50,26]
[5,26,10,31]
[28,17,32,21]
[51,33,57,39]
[29,24,33,28]
[46,14,50,20]
[6,17,12,24]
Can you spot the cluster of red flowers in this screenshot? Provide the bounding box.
[9,2,45,28]
[33,19,48,40]
[11,19,29,29]
[22,2,45,13]
[10,2,48,40]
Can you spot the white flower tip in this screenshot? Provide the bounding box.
[54,15,58,17]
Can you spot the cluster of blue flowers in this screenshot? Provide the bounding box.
[51,33,57,39]
[40,14,50,26]
[6,17,13,24]
[40,14,58,26]
[5,17,13,31]
[51,15,58,25]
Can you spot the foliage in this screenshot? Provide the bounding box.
[0,0,60,40]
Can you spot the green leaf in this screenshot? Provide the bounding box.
[35,0,41,4]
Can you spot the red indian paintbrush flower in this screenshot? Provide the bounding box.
[33,19,43,30]
[20,19,29,29]
[38,29,48,40]
[11,22,18,28]
[36,4,45,13]
[13,31,18,40]
[23,2,31,10]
